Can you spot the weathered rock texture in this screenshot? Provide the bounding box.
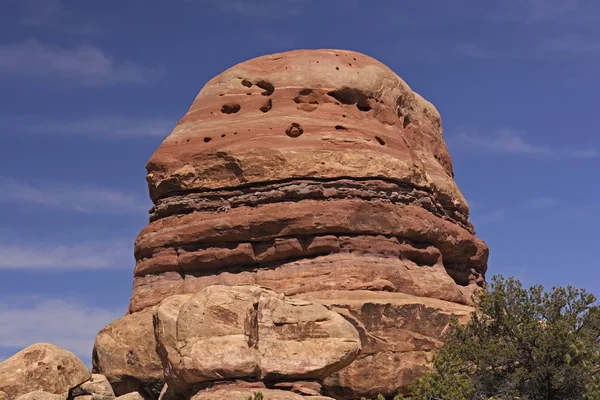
[94,49,489,399]
[92,308,164,398]
[154,285,360,393]
[0,343,90,399]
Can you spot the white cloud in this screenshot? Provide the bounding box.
[0,115,174,139]
[568,149,600,158]
[17,0,103,34]
[489,0,596,25]
[544,34,600,53]
[0,239,133,270]
[0,177,150,214]
[0,297,123,362]
[529,197,561,209]
[454,130,552,155]
[0,40,154,85]
[453,130,600,159]
[203,0,309,18]
[472,209,505,226]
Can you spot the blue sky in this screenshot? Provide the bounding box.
[1,0,599,364]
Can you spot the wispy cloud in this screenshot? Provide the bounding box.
[0,239,133,270]
[529,197,562,209]
[489,0,597,25]
[453,130,600,159]
[0,297,123,362]
[543,34,600,54]
[17,0,104,35]
[454,130,552,155]
[0,40,155,85]
[455,43,505,59]
[0,115,174,139]
[203,0,310,18]
[472,209,505,226]
[0,177,150,214]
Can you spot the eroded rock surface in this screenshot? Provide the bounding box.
[92,308,164,399]
[154,285,360,393]
[0,343,90,400]
[94,48,489,398]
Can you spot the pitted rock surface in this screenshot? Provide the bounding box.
[94,49,489,398]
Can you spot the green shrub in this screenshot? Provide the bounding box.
[400,275,600,399]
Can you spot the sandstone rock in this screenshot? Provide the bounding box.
[14,392,64,400]
[117,393,145,400]
[92,308,163,399]
[95,49,489,397]
[73,396,113,400]
[190,388,305,400]
[294,290,473,398]
[302,397,336,400]
[79,374,115,397]
[0,391,7,400]
[130,49,488,315]
[0,343,90,399]
[271,381,322,395]
[154,286,360,391]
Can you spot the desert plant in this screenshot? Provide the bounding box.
[400,275,600,400]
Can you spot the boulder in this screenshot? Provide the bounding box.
[154,286,360,391]
[79,374,115,397]
[92,307,163,399]
[116,393,145,400]
[0,343,90,399]
[14,392,64,400]
[190,388,305,400]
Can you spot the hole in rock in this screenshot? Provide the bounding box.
[219,94,224,97]
[233,132,238,135]
[204,137,212,143]
[286,123,303,138]
[221,104,241,114]
[375,136,385,145]
[246,93,252,95]
[260,99,273,113]
[241,79,253,88]
[335,67,340,70]
[186,139,190,142]
[335,125,347,130]
[403,115,411,128]
[356,100,372,112]
[327,87,371,108]
[221,134,226,137]
[299,88,313,96]
[256,80,274,96]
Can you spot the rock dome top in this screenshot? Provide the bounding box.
[146,49,468,224]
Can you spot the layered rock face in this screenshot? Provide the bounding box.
[94,49,488,399]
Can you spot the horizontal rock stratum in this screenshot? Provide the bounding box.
[93,49,489,399]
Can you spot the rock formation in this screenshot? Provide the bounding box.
[0,343,90,399]
[89,48,489,399]
[0,343,148,400]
